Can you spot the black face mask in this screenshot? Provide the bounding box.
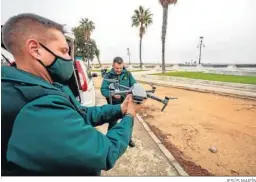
[37,43,74,83]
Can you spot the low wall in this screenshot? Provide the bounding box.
[142,75,256,91]
[92,63,256,76]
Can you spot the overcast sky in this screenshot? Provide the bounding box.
[1,0,256,64]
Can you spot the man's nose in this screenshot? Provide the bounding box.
[65,54,72,60]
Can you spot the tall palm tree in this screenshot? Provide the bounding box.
[132,6,153,69]
[79,18,95,41]
[159,0,177,73]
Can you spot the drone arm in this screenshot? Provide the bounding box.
[117,84,131,90]
[146,93,177,112]
[110,90,132,96]
[146,93,165,104]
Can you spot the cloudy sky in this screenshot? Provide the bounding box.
[1,0,256,64]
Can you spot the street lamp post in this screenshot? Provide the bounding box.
[197,36,205,65]
[127,48,131,65]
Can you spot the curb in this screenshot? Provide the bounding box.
[136,114,189,176]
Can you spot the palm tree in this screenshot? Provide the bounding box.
[72,26,98,65]
[132,6,153,69]
[95,48,102,67]
[79,18,95,41]
[72,26,86,60]
[159,0,177,73]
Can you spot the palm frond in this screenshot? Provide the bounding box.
[134,10,140,19]
[131,14,140,27]
[139,5,144,15]
[131,5,153,32]
[132,21,140,27]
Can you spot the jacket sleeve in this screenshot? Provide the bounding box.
[85,104,123,127]
[100,76,110,98]
[129,72,137,87]
[7,95,133,172]
[63,84,122,127]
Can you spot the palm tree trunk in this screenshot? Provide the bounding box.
[139,36,142,70]
[161,6,168,73]
[97,57,102,67]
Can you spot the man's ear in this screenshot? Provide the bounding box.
[26,39,41,59]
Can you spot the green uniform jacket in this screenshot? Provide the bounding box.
[1,66,134,175]
[100,68,136,104]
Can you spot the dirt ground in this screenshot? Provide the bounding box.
[93,77,256,176]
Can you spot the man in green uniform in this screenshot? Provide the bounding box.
[101,57,136,147]
[1,13,142,176]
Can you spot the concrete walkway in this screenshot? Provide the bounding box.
[95,90,181,176]
[133,73,256,100]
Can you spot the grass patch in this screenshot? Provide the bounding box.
[153,71,256,84]
[91,69,101,72]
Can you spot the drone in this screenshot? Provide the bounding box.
[105,79,177,112]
